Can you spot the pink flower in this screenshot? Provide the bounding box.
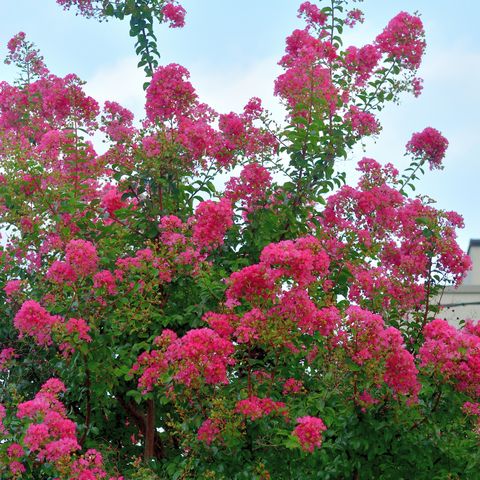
[65,239,99,277]
[345,9,364,28]
[14,300,61,346]
[0,404,7,434]
[203,312,236,338]
[260,237,330,287]
[4,279,22,297]
[420,319,480,396]
[9,461,26,475]
[358,391,379,408]
[56,0,97,18]
[283,378,304,395]
[197,418,222,445]
[225,163,272,219]
[412,77,424,97]
[235,396,288,420]
[5,32,48,77]
[345,106,380,136]
[275,63,338,117]
[93,270,117,295]
[101,185,127,217]
[7,32,26,53]
[142,135,163,157]
[46,261,78,284]
[162,2,186,28]
[0,348,17,371]
[344,45,381,86]
[101,101,135,142]
[243,97,263,117]
[297,2,327,27]
[65,318,92,343]
[41,378,67,395]
[226,264,277,307]
[192,198,233,250]
[166,328,235,386]
[146,64,197,122]
[376,12,426,69]
[293,416,327,452]
[406,127,449,169]
[132,350,169,394]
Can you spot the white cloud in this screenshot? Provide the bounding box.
[84,56,147,118]
[84,53,286,120]
[188,56,283,116]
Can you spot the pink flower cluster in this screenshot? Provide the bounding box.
[4,279,22,297]
[17,379,79,465]
[225,264,276,308]
[6,443,25,476]
[114,248,172,288]
[345,106,380,136]
[275,62,338,118]
[338,306,420,400]
[420,319,480,397]
[166,328,235,386]
[225,163,272,219]
[322,158,470,312]
[375,12,426,69]
[235,396,288,421]
[5,31,48,78]
[275,26,339,117]
[130,330,176,393]
[195,236,336,353]
[406,127,449,170]
[132,328,235,391]
[146,64,197,122]
[197,418,222,445]
[293,416,327,452]
[1,379,122,478]
[47,239,99,284]
[0,70,99,145]
[297,2,327,28]
[93,269,118,295]
[46,260,78,284]
[274,290,340,337]
[144,65,276,170]
[283,378,304,395]
[192,198,234,250]
[345,9,365,28]
[56,0,97,18]
[0,348,17,371]
[58,0,187,32]
[14,300,60,346]
[65,318,92,343]
[162,2,186,28]
[65,239,99,277]
[101,101,136,143]
[101,184,128,218]
[14,299,92,351]
[0,404,7,435]
[260,236,330,287]
[344,45,382,86]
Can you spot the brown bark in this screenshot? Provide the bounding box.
[144,398,156,460]
[116,395,164,459]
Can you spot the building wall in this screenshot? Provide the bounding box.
[437,286,480,327]
[437,240,480,327]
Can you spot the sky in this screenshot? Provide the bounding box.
[1,1,479,251]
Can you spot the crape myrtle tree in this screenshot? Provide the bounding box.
[0,0,478,478]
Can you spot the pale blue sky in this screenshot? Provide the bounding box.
[1,1,480,250]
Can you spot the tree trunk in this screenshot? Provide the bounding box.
[144,398,156,461]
